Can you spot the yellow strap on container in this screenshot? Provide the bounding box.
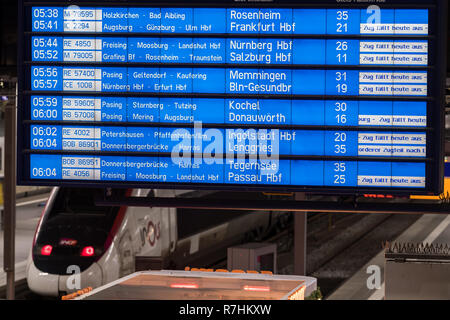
[231,269,245,273]
[260,271,273,275]
[61,287,93,300]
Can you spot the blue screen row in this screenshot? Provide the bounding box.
[30,96,427,127]
[29,125,426,158]
[31,66,428,96]
[29,154,426,188]
[31,36,429,67]
[31,7,429,35]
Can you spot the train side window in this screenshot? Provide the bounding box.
[147,190,155,198]
[175,191,270,239]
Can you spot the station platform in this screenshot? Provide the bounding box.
[0,193,49,289]
[0,184,51,207]
[327,213,450,300]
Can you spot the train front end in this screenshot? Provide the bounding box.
[27,187,127,296]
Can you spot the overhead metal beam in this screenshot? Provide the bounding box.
[95,196,449,215]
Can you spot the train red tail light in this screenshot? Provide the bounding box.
[41,245,53,256]
[243,285,270,292]
[170,283,199,289]
[81,246,95,257]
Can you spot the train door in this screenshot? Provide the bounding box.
[157,189,178,257]
[117,230,134,277]
[168,207,178,253]
[117,189,151,277]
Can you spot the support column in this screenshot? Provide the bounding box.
[294,193,307,275]
[3,93,16,300]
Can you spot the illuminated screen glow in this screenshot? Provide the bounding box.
[17,1,446,193]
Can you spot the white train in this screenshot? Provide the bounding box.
[26,187,290,296]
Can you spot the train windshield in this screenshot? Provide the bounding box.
[33,187,127,275]
[51,187,123,215]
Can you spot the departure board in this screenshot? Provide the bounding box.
[17,0,447,194]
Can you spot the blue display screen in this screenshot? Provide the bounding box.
[19,1,445,193]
